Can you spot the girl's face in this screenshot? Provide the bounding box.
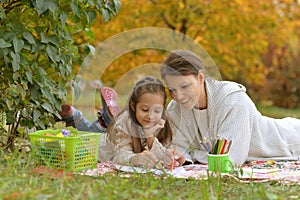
[164,73,207,110]
[134,93,164,127]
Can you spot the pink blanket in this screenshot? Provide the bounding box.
[79,160,300,184]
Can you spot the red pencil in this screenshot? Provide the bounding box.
[220,139,227,154]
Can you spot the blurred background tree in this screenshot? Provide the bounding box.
[90,0,300,109]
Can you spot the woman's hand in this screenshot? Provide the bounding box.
[143,119,165,137]
[130,151,158,169]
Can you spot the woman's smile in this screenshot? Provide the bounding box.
[165,74,206,110]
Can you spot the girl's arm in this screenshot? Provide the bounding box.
[143,118,165,149]
[110,128,138,165]
[110,127,158,168]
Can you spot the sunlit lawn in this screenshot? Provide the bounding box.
[1,151,300,200]
[257,104,300,119]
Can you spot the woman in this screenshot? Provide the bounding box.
[160,49,300,166]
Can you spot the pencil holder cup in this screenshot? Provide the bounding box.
[208,154,233,173]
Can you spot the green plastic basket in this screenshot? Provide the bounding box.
[29,129,101,172]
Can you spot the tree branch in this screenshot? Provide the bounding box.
[160,12,176,30]
[3,0,23,15]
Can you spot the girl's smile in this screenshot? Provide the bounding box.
[134,93,164,127]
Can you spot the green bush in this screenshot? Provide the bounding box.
[0,0,120,151]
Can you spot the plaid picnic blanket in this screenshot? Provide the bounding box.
[79,160,300,184]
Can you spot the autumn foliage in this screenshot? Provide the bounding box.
[91,0,300,108]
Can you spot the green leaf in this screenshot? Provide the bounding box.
[25,71,33,84]
[41,102,55,113]
[0,6,6,20]
[8,84,19,97]
[60,12,67,27]
[85,28,95,40]
[6,100,13,111]
[113,0,122,12]
[48,35,58,46]
[20,87,26,99]
[23,32,35,45]
[30,85,40,98]
[88,44,95,56]
[0,39,12,48]
[33,110,41,121]
[38,67,47,75]
[101,8,110,22]
[36,0,48,16]
[73,82,81,101]
[13,38,24,52]
[41,87,53,101]
[87,0,95,6]
[48,1,57,14]
[71,2,81,18]
[23,109,30,118]
[13,73,19,81]
[5,110,15,124]
[59,63,66,76]
[86,10,97,24]
[41,33,49,43]
[37,120,46,129]
[10,52,20,71]
[46,45,57,62]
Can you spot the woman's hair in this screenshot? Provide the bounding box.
[161,50,204,79]
[127,76,174,153]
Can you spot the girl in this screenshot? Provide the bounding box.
[160,50,300,167]
[99,76,185,169]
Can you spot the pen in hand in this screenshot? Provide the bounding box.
[170,145,177,173]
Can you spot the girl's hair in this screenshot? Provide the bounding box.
[127,76,174,153]
[161,50,204,79]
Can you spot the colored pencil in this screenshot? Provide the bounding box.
[217,139,224,154]
[225,140,232,153]
[170,145,177,172]
[214,139,220,154]
[220,139,227,154]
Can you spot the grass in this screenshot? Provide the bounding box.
[257,104,300,119]
[1,150,300,199]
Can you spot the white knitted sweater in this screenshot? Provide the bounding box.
[167,79,300,166]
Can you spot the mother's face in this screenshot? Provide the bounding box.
[164,73,206,110]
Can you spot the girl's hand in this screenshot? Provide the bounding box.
[143,119,165,137]
[131,151,158,169]
[162,149,174,168]
[163,149,186,169]
[174,152,185,166]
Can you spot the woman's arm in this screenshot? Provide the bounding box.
[215,93,255,166]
